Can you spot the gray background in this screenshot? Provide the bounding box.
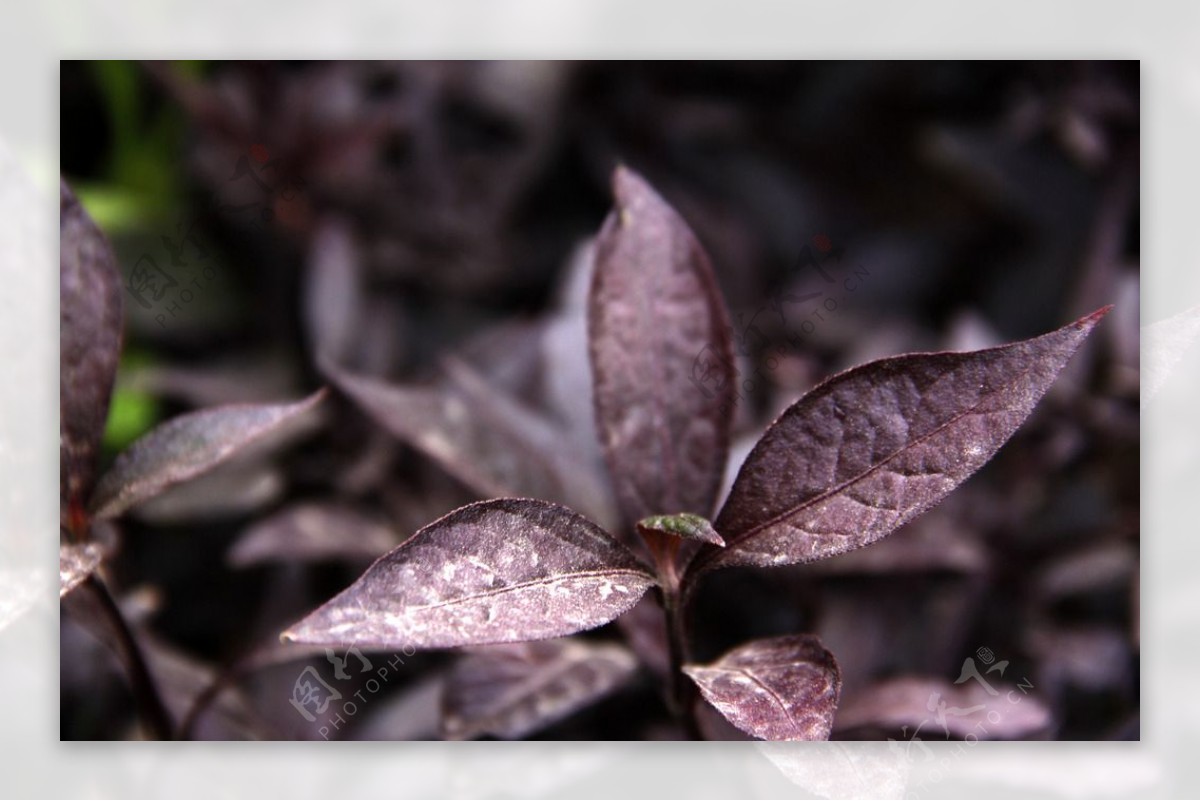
[1,0,1189,796]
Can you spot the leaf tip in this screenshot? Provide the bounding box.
[1077,305,1114,329]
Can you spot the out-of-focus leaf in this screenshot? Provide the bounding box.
[588,166,735,525]
[324,359,614,528]
[60,542,105,598]
[228,502,397,567]
[442,637,638,740]
[127,353,301,407]
[1033,540,1136,603]
[89,390,326,521]
[543,238,603,454]
[304,216,362,365]
[834,675,1052,739]
[355,673,446,741]
[140,634,272,740]
[684,634,841,741]
[61,574,173,737]
[699,308,1110,574]
[60,179,124,530]
[1142,303,1200,408]
[133,460,284,525]
[1028,624,1132,694]
[282,499,654,650]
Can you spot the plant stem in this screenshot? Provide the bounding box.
[76,574,174,740]
[640,524,703,738]
[660,585,701,739]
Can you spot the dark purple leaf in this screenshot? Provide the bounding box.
[281,499,655,650]
[88,390,327,521]
[228,502,397,567]
[683,634,841,741]
[60,542,105,598]
[834,676,1052,739]
[60,179,124,531]
[324,359,614,528]
[806,500,987,577]
[588,166,735,524]
[128,354,301,407]
[442,637,638,739]
[133,461,284,524]
[700,308,1110,573]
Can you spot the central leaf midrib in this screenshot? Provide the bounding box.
[720,359,1038,556]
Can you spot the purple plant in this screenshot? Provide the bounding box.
[282,166,1110,741]
[59,179,325,737]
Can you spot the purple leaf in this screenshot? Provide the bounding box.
[700,308,1110,573]
[834,676,1052,739]
[132,461,284,524]
[442,637,639,739]
[683,634,841,741]
[60,542,104,598]
[60,179,124,531]
[228,502,397,567]
[588,166,735,524]
[88,390,327,521]
[324,359,614,528]
[281,499,655,650]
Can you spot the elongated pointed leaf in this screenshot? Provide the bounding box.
[324,359,614,527]
[282,499,655,650]
[834,676,1052,739]
[699,308,1110,573]
[588,166,735,525]
[228,502,396,567]
[442,637,638,740]
[89,390,326,520]
[684,634,841,741]
[60,179,124,527]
